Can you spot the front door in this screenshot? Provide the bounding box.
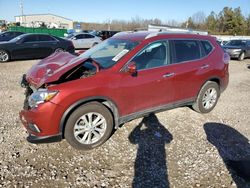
[12,35,40,59]
[118,41,175,116]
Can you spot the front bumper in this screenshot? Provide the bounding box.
[225,50,241,58]
[27,134,62,144]
[19,101,65,144]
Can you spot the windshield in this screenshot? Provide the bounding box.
[226,40,246,46]
[65,33,74,39]
[80,38,139,68]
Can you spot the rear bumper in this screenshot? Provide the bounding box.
[27,134,62,144]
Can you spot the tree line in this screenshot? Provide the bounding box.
[80,6,250,36]
[184,7,250,35]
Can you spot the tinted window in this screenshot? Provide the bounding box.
[23,35,38,43]
[172,40,201,63]
[75,34,84,39]
[84,34,94,39]
[0,32,11,37]
[132,41,169,70]
[38,35,55,42]
[226,40,246,46]
[201,41,213,55]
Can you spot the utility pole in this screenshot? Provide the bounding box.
[19,0,24,25]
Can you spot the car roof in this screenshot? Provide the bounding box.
[17,33,53,38]
[112,31,214,42]
[73,32,93,35]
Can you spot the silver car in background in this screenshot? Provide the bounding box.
[66,32,102,49]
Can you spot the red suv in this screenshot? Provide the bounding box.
[20,31,229,150]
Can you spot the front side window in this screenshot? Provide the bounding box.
[84,34,94,39]
[172,40,201,63]
[75,34,84,39]
[80,38,139,68]
[131,41,169,70]
[23,35,38,43]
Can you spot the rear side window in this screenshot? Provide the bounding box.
[172,40,201,63]
[38,35,56,42]
[201,41,213,55]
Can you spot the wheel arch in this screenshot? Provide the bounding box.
[59,96,120,138]
[196,77,221,99]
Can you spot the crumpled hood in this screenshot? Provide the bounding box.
[26,52,87,88]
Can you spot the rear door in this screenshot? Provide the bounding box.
[37,35,58,58]
[168,39,213,102]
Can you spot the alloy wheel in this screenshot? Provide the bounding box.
[202,88,217,109]
[73,112,107,144]
[0,51,9,62]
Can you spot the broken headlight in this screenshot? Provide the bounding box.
[28,89,58,108]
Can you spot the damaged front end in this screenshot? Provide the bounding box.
[19,52,101,143]
[20,52,100,110]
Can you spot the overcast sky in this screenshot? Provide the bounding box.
[0,0,250,22]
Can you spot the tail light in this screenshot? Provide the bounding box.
[223,53,230,64]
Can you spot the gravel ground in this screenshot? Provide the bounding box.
[0,59,250,188]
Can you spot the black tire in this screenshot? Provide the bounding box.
[55,48,64,53]
[92,42,98,47]
[192,81,220,114]
[64,102,114,150]
[0,50,10,62]
[238,52,245,61]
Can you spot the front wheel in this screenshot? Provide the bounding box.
[54,48,64,53]
[64,102,114,150]
[192,81,220,113]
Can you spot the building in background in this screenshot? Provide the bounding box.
[0,20,6,26]
[15,14,73,29]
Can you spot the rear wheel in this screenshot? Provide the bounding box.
[0,50,10,62]
[64,102,114,150]
[92,42,98,47]
[238,52,245,61]
[192,81,220,113]
[55,48,64,53]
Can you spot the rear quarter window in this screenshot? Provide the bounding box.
[201,40,214,55]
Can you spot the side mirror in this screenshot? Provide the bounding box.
[127,62,137,75]
[72,37,77,40]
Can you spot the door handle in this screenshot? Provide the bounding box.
[163,73,175,78]
[201,64,209,69]
[32,44,39,47]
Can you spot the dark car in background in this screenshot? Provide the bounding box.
[0,31,25,42]
[223,39,250,61]
[0,33,75,62]
[90,30,119,40]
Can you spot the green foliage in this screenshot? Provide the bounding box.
[184,7,249,35]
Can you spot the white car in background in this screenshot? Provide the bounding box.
[66,33,102,49]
